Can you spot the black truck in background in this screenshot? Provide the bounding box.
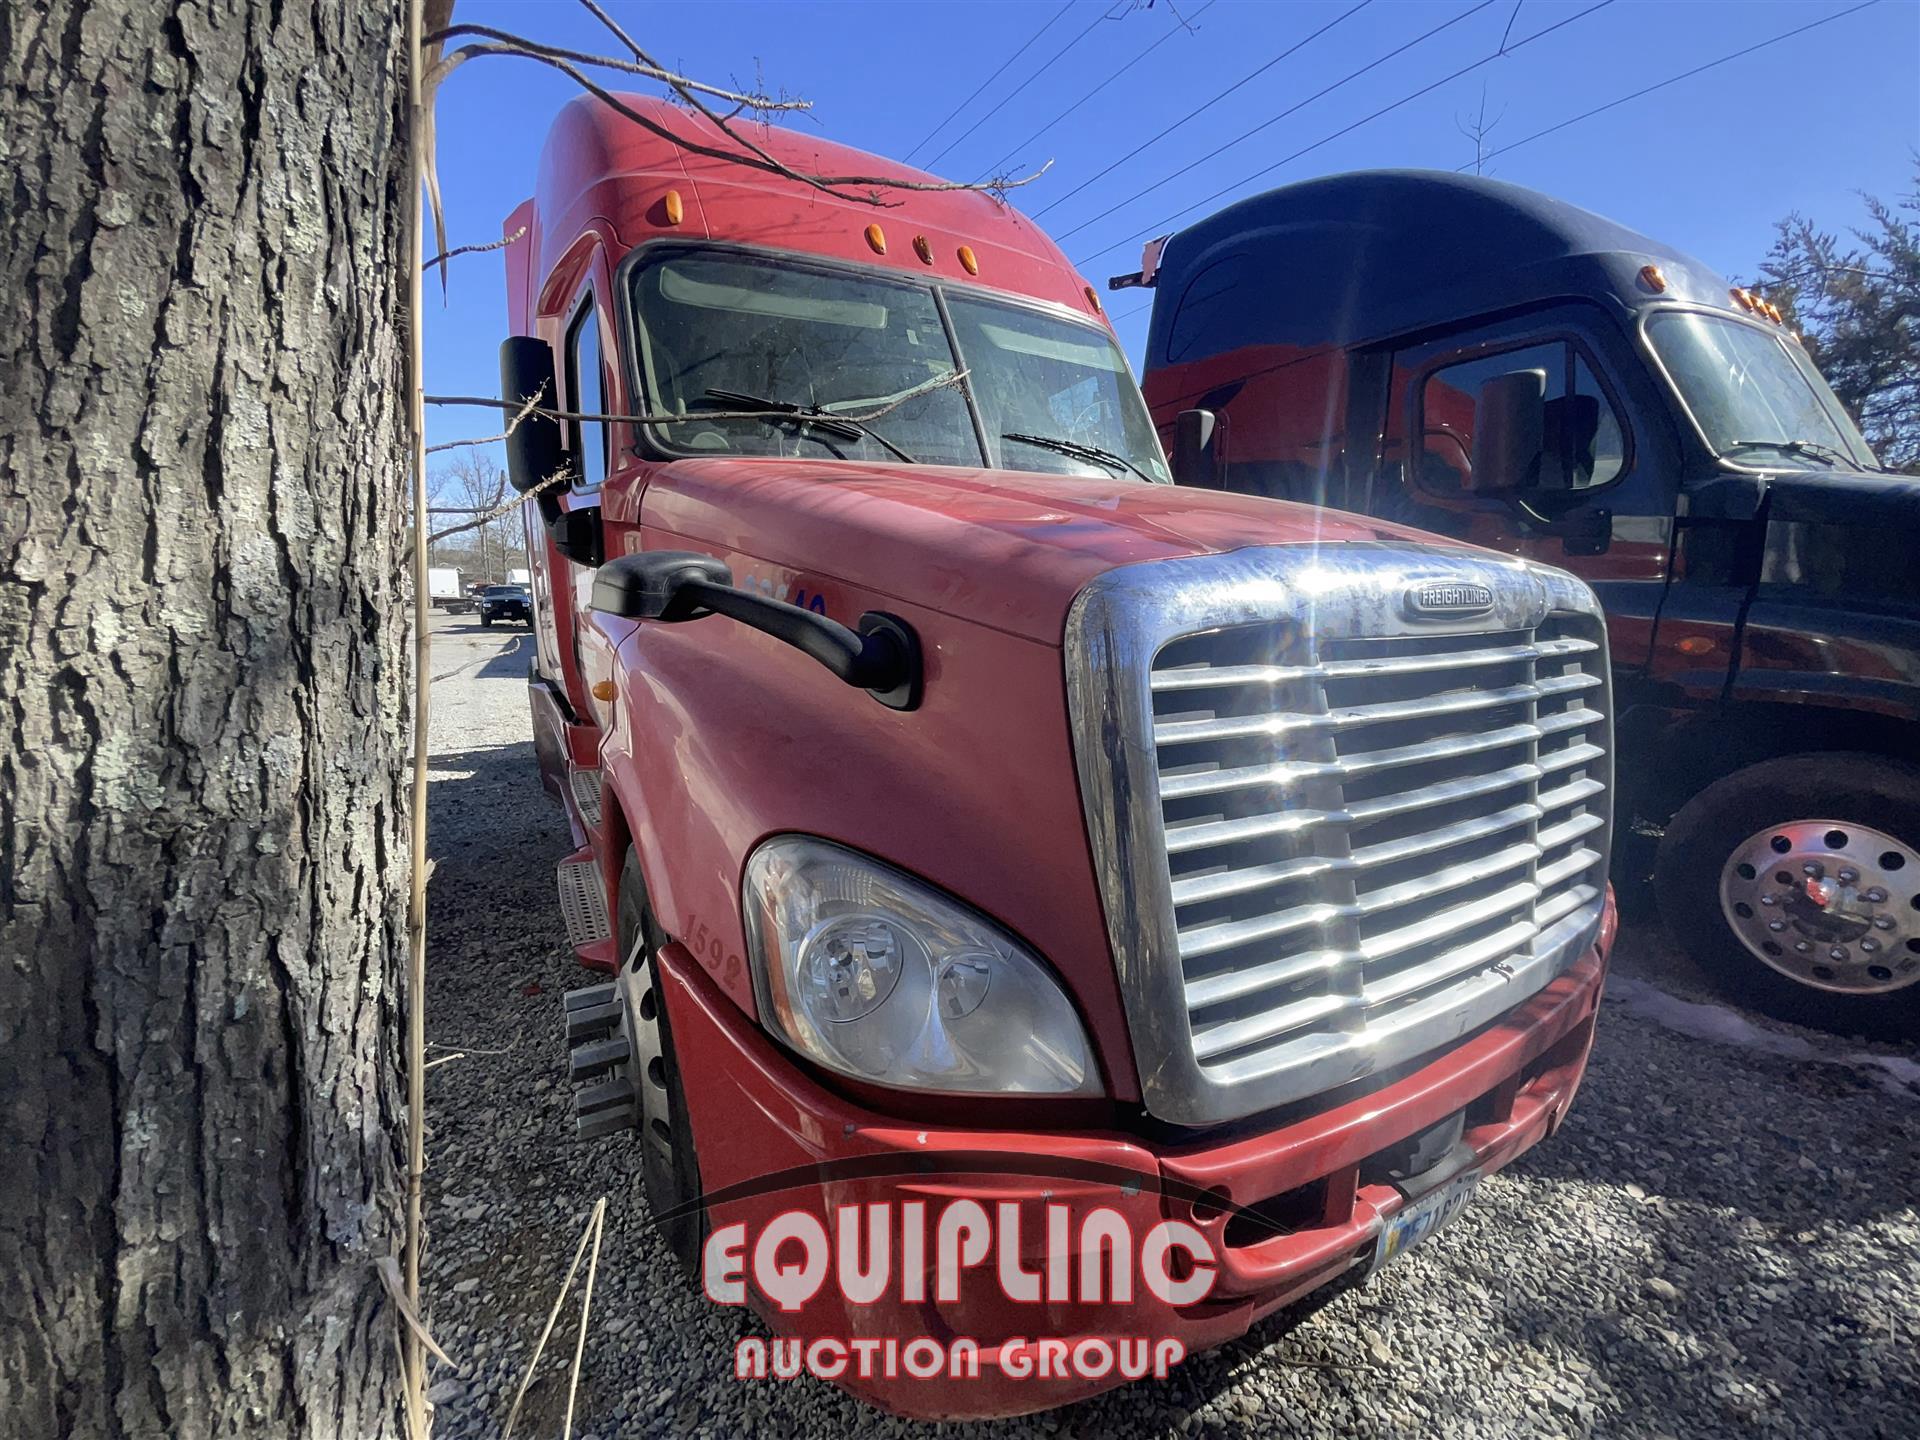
[1129,171,1920,1037]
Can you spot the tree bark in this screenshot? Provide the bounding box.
[0,2,411,1435]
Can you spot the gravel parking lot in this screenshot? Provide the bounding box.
[420,611,1920,1439]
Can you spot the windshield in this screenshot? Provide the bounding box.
[1646,310,1879,469]
[629,248,1168,481]
[484,586,525,597]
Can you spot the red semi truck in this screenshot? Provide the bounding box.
[499,95,1618,1417]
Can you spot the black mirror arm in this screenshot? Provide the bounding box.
[676,580,914,698]
[590,550,922,709]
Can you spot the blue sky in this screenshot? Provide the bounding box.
[425,0,1918,459]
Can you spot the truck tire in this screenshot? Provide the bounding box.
[616,846,706,1279]
[1656,753,1920,1039]
[481,613,493,628]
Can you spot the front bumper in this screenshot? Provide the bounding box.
[660,892,1615,1419]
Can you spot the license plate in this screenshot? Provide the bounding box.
[1370,1169,1480,1276]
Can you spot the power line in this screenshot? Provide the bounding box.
[902,2,1074,165]
[923,2,1119,173]
[968,0,1221,186]
[1033,0,1376,220]
[1053,0,1496,246]
[1465,0,1881,171]
[1071,0,1616,270]
[1106,1,1883,325]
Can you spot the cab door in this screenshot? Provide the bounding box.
[1362,305,1678,670]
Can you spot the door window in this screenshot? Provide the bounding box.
[566,299,609,490]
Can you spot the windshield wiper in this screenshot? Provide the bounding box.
[704,388,917,464]
[1002,431,1159,484]
[1725,438,1849,468]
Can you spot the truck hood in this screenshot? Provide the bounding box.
[636,458,1445,643]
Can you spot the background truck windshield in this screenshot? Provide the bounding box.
[630,248,1168,481]
[1647,310,1879,470]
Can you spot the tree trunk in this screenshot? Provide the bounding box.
[1,2,411,1435]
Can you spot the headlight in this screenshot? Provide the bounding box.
[742,837,1100,1095]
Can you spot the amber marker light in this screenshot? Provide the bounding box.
[1084,284,1102,314]
[662,189,684,226]
[865,223,887,255]
[1639,264,1667,293]
[1731,287,1756,311]
[592,680,618,702]
[912,234,934,264]
[1676,636,1715,656]
[956,244,979,275]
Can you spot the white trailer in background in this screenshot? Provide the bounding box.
[428,567,473,612]
[507,567,531,586]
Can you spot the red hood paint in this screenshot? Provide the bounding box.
[633,459,1443,643]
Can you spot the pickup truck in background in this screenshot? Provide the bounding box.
[478,583,532,628]
[495,99,1618,1417]
[1128,171,1919,1039]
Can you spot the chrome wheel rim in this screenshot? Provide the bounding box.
[1719,819,1920,995]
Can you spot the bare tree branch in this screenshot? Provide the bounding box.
[424,379,546,453]
[575,0,828,190]
[423,224,527,275]
[425,366,972,430]
[424,23,812,111]
[423,37,1049,206]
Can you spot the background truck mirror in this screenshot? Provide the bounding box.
[592,551,923,711]
[1468,370,1547,494]
[1541,392,1602,492]
[1173,408,1223,490]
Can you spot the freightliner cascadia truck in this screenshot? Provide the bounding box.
[497,99,1617,1417]
[1129,172,1920,1039]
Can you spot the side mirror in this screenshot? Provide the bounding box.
[499,337,566,499]
[1469,370,1546,495]
[1172,409,1223,490]
[500,336,602,566]
[592,551,922,711]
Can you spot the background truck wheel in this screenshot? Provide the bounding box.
[480,613,493,628]
[614,847,705,1278]
[1656,753,1920,1039]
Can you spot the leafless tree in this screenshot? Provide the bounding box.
[429,450,517,579]
[1457,82,1506,176]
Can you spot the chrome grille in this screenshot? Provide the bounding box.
[1067,545,1612,1126]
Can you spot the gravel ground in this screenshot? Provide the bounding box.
[420,611,1920,1439]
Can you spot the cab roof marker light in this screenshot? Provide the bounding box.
[865,223,887,256]
[661,189,684,226]
[1084,284,1102,314]
[912,234,934,265]
[1638,264,1667,293]
[956,245,979,276]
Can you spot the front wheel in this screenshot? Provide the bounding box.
[1657,753,1920,1039]
[480,613,493,628]
[615,848,706,1278]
